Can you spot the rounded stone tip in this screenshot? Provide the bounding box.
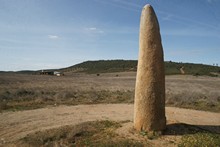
[143,4,152,9]
[142,4,154,13]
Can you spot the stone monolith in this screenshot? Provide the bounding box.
[134,4,166,132]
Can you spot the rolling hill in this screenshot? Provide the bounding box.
[60,60,220,76]
[2,60,219,76]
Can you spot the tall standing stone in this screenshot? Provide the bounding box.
[134,4,166,132]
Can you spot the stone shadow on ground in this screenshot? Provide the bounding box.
[164,123,220,135]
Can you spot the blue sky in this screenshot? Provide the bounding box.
[0,0,219,71]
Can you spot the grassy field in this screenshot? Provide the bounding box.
[18,120,147,147]
[0,72,219,112]
[1,72,220,146]
[14,120,220,147]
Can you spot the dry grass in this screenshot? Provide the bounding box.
[0,72,220,112]
[179,132,220,147]
[1,72,219,146]
[165,75,220,112]
[11,120,220,147]
[16,120,146,147]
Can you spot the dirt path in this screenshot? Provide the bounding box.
[0,104,220,144]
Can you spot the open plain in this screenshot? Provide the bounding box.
[0,72,220,146]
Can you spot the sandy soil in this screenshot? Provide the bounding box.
[0,104,219,145]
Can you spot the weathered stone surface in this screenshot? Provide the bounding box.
[134,4,166,132]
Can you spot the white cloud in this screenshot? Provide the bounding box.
[88,27,97,30]
[207,0,218,3]
[84,27,104,34]
[162,14,173,21]
[48,35,59,39]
